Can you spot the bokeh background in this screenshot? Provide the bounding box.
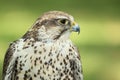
[0,0,120,80]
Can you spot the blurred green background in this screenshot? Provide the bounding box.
[0,0,120,80]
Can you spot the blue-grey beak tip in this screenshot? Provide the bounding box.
[72,25,80,34]
[76,27,80,34]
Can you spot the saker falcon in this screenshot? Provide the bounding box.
[2,11,83,80]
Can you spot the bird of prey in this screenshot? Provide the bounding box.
[2,11,83,80]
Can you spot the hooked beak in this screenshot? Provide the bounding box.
[71,21,80,34]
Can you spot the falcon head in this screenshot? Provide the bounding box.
[23,11,80,41]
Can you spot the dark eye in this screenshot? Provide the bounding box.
[58,19,69,25]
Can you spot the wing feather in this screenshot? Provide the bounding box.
[70,44,83,80]
[2,41,17,80]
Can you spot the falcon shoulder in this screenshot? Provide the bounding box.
[2,40,19,80]
[69,43,83,80]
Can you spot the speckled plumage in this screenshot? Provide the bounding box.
[2,11,83,80]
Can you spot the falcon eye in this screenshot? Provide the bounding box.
[58,19,69,25]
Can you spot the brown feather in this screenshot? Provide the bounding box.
[2,41,17,80]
